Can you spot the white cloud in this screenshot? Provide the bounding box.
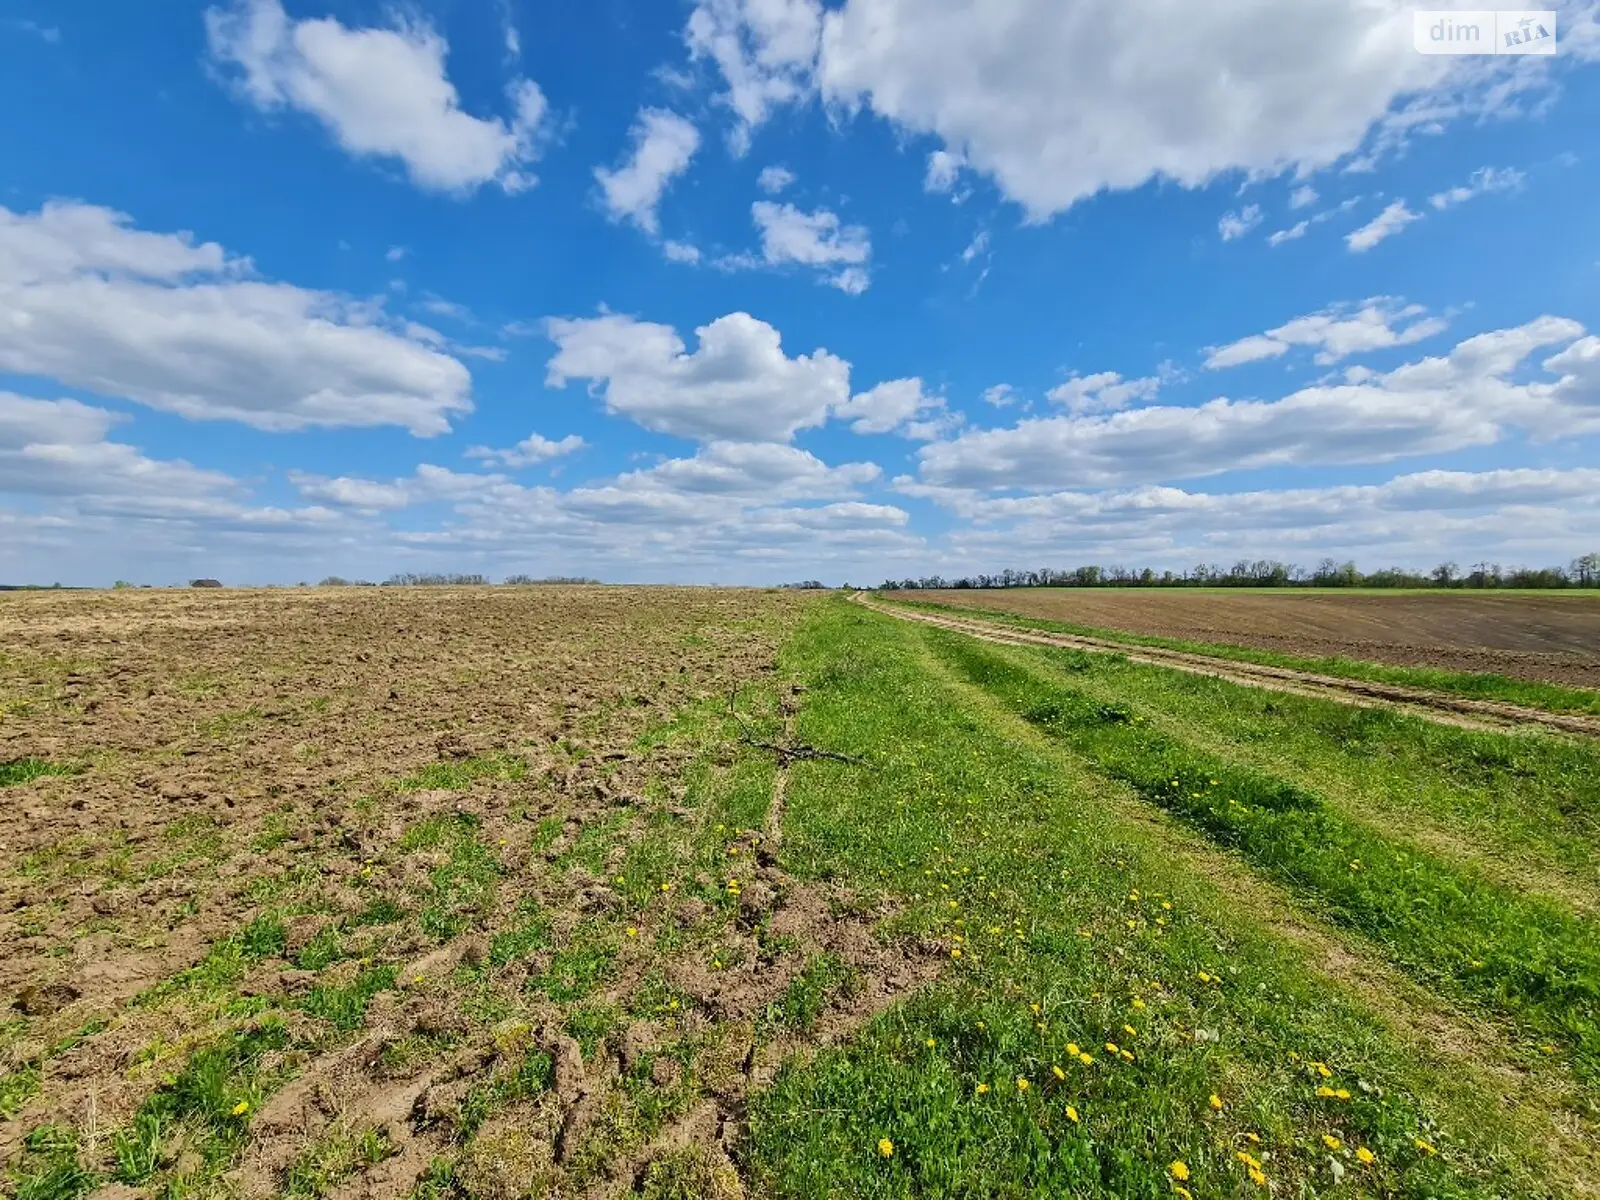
[833,377,945,435]
[1346,199,1422,252]
[663,240,703,264]
[916,317,1595,490]
[599,441,879,500]
[757,164,797,193]
[205,0,550,194]
[385,245,408,262]
[1289,185,1319,209]
[465,432,587,468]
[1430,165,1526,209]
[3,19,61,43]
[594,109,701,235]
[960,230,989,264]
[686,0,822,153]
[286,472,412,510]
[1046,369,1168,414]
[0,201,473,435]
[544,310,850,443]
[748,200,872,292]
[1267,220,1310,246]
[1205,299,1449,368]
[924,148,965,193]
[982,384,1017,408]
[1218,204,1263,241]
[812,0,1506,221]
[897,466,1600,573]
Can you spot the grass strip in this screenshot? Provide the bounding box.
[930,630,1600,1085]
[884,595,1600,717]
[742,601,1574,1197]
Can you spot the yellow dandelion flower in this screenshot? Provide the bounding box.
[1237,1152,1261,1169]
[1053,1065,1066,1081]
[1355,1147,1375,1165]
[1334,1088,1351,1100]
[976,1082,990,1095]
[1415,1138,1436,1155]
[626,927,638,937]
[1316,1063,1333,1078]
[1209,1094,1223,1111]
[1198,971,1212,983]
[1066,1105,1080,1123]
[878,1137,894,1158]
[1170,1161,1191,1182]
[231,1100,250,1116]
[1079,1052,1095,1065]
[1105,1042,1119,1054]
[1249,1167,1267,1187]
[926,1037,936,1048]
[1016,1077,1031,1092]
[1323,1134,1342,1150]
[1132,997,1147,1010]
[1173,1189,1193,1200]
[951,947,963,959]
[1316,1086,1336,1098]
[1067,1043,1080,1056]
[1123,1024,1137,1037]
[1245,1132,1260,1143]
[1120,1050,1134,1062]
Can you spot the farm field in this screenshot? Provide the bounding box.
[2,587,1598,1199]
[900,588,1600,689]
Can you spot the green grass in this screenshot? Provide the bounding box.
[394,753,526,793]
[284,1124,395,1198]
[932,631,1600,1085]
[1007,644,1600,900]
[738,601,1587,1198]
[7,1126,96,1200]
[113,1020,292,1193]
[0,758,76,788]
[885,595,1600,717]
[301,964,399,1030]
[401,812,503,941]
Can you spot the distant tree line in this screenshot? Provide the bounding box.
[310,573,602,587]
[778,580,828,590]
[879,553,1600,592]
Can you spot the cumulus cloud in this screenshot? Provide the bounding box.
[1289,185,1319,209]
[897,466,1600,571]
[0,201,473,435]
[594,109,701,235]
[686,0,822,153]
[1046,369,1174,415]
[982,384,1017,408]
[737,201,873,292]
[1346,199,1422,251]
[465,432,587,468]
[833,377,946,435]
[924,148,965,193]
[757,164,797,193]
[1205,299,1449,368]
[916,316,1595,490]
[1430,165,1526,209]
[205,0,550,194]
[1218,204,1263,241]
[544,310,850,443]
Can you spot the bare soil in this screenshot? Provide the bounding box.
[0,585,934,1198]
[904,589,1600,689]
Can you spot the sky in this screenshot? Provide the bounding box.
[1,0,1598,586]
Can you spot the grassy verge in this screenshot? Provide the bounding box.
[980,639,1600,909]
[882,595,1600,717]
[742,601,1586,1198]
[927,631,1600,1088]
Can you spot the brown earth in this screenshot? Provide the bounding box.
[904,589,1600,689]
[0,585,932,1199]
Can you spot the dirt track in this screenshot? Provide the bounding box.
[858,594,1600,739]
[902,588,1600,689]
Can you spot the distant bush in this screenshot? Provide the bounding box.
[189,578,223,588]
[383,573,490,587]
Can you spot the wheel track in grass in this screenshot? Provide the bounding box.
[856,594,1600,739]
[909,636,1600,1197]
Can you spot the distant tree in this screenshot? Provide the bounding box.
[189,578,223,588]
[319,576,351,587]
[112,580,135,590]
[1572,553,1600,587]
[1431,561,1459,587]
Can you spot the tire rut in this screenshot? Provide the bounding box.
[857,595,1600,739]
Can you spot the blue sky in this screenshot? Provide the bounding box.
[1,0,1598,585]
